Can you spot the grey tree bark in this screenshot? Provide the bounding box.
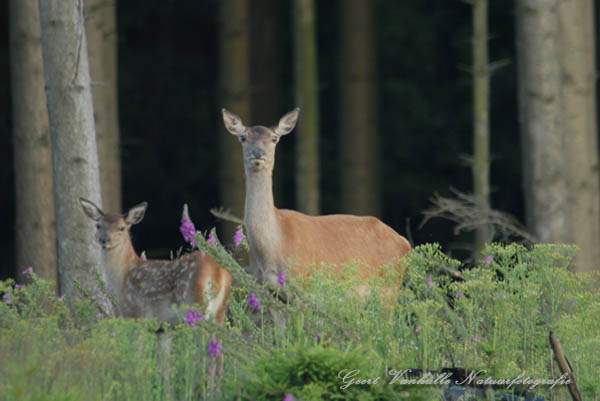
[38,0,112,312]
[516,0,570,244]
[10,0,58,286]
[293,0,320,215]
[339,0,381,216]
[472,0,492,258]
[558,0,600,273]
[219,0,250,242]
[85,0,122,213]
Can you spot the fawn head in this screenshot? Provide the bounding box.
[79,198,147,250]
[222,108,300,174]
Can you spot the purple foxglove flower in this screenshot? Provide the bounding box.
[485,255,493,265]
[207,231,216,246]
[15,284,23,289]
[2,294,11,304]
[180,205,197,248]
[22,267,33,279]
[283,394,294,401]
[415,327,420,334]
[247,292,261,311]
[426,275,433,286]
[316,332,323,342]
[233,227,244,247]
[186,309,204,327]
[208,340,221,358]
[278,271,286,288]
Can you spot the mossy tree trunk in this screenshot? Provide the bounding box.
[219,0,250,242]
[10,0,58,286]
[339,0,381,217]
[293,0,320,215]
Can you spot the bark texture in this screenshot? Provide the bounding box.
[472,0,492,257]
[340,0,381,216]
[38,0,111,310]
[219,0,250,241]
[293,0,320,215]
[85,0,122,212]
[10,0,58,285]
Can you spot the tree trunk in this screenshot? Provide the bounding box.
[219,0,250,242]
[339,0,381,217]
[38,0,112,312]
[515,0,570,244]
[85,0,122,213]
[472,0,492,258]
[558,0,600,272]
[250,0,284,205]
[293,0,320,215]
[10,0,58,286]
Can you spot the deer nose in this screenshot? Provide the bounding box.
[251,148,265,159]
[99,234,109,245]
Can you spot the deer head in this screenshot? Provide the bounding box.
[79,198,147,250]
[222,108,300,175]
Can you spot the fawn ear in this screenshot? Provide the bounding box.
[222,108,246,136]
[275,108,300,136]
[124,202,148,225]
[80,198,104,221]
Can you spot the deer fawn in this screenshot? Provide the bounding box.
[79,198,232,325]
[222,108,411,298]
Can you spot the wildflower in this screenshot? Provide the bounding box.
[58,295,65,302]
[208,340,221,358]
[233,226,244,247]
[207,231,216,246]
[2,294,11,304]
[475,336,481,342]
[111,329,117,336]
[283,394,294,401]
[415,327,420,334]
[278,271,286,288]
[186,309,204,327]
[140,251,147,261]
[247,292,261,311]
[15,284,23,289]
[106,286,112,292]
[22,267,33,279]
[485,255,493,265]
[454,290,464,298]
[180,205,197,248]
[316,332,323,342]
[426,275,433,287]
[97,312,103,320]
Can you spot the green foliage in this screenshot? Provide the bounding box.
[1,243,599,400]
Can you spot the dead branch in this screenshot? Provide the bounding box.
[549,332,583,401]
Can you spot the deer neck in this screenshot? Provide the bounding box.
[101,235,139,303]
[244,170,282,262]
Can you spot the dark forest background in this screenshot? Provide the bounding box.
[1,0,542,281]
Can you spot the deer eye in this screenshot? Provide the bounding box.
[239,135,247,143]
[272,136,279,143]
[120,226,126,231]
[96,224,101,229]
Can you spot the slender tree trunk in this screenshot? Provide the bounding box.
[86,0,122,212]
[10,0,58,286]
[250,0,284,205]
[516,0,570,244]
[38,0,112,312]
[219,0,250,242]
[558,0,600,272]
[339,0,381,216]
[472,0,492,258]
[293,0,320,215]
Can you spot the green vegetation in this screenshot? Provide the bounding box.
[1,242,599,401]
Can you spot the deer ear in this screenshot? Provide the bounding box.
[275,108,300,136]
[222,108,246,136]
[80,198,104,221]
[124,202,148,225]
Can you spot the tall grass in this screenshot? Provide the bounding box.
[1,242,598,401]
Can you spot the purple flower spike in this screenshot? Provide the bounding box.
[22,267,33,279]
[106,286,112,292]
[283,394,294,401]
[247,292,261,311]
[180,205,197,248]
[415,327,420,334]
[58,295,65,303]
[485,255,493,265]
[97,312,103,320]
[207,231,216,246]
[186,309,204,327]
[208,340,221,358]
[426,275,433,287]
[2,294,12,304]
[278,271,286,288]
[233,227,244,247]
[316,332,323,342]
[15,284,23,290]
